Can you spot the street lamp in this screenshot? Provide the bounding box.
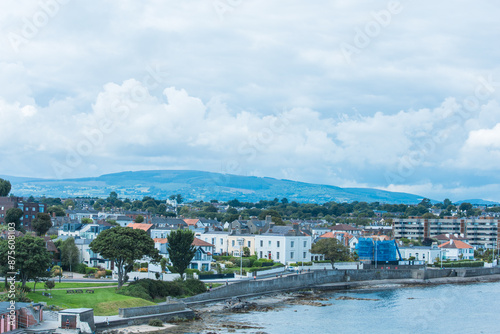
[374,239,377,269]
[237,238,244,277]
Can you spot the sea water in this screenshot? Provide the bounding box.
[182,281,500,334]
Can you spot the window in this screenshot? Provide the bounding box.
[277,241,280,247]
[303,252,307,259]
[260,240,263,247]
[232,240,235,247]
[291,241,295,248]
[260,251,263,258]
[268,240,271,246]
[277,252,280,260]
[32,207,35,211]
[247,241,251,247]
[290,252,294,259]
[303,241,307,247]
[220,238,223,245]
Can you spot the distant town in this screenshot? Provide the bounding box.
[1,178,499,332]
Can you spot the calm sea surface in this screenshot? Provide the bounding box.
[166,281,500,334]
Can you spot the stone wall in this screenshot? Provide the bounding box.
[184,267,500,304]
[119,302,187,318]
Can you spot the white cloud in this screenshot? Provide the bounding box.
[1,1,500,201]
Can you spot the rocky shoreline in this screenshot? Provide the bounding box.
[99,274,500,333]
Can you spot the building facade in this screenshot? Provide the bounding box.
[393,217,499,248]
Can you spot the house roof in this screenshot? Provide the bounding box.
[329,224,361,231]
[127,223,153,231]
[192,238,215,247]
[184,219,199,226]
[433,233,467,241]
[320,231,355,240]
[439,240,473,249]
[153,237,214,247]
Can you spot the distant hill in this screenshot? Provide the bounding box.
[2,170,431,204]
[455,199,500,206]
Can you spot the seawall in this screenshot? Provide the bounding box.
[183,267,500,304]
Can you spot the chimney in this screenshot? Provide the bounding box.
[238,215,242,221]
[265,215,272,223]
[450,239,454,245]
[52,212,56,218]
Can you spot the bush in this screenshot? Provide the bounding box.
[213,255,232,261]
[185,269,201,276]
[437,260,484,268]
[85,267,98,275]
[105,269,112,276]
[182,278,208,295]
[74,263,88,274]
[141,262,149,268]
[44,280,55,290]
[148,319,163,327]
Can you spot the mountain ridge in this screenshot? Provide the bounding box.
[2,170,497,205]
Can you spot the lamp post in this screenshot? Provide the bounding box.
[374,239,377,269]
[237,238,244,277]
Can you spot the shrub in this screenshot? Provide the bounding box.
[148,319,163,327]
[85,267,98,275]
[185,269,201,276]
[44,280,56,290]
[213,255,232,261]
[182,278,208,295]
[141,262,149,268]
[118,278,207,300]
[74,263,88,274]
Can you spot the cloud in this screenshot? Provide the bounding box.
[1,1,500,201]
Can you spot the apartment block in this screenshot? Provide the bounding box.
[392,217,499,249]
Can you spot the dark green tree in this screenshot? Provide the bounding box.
[0,178,11,196]
[5,208,23,231]
[90,226,160,288]
[134,215,145,223]
[166,229,196,280]
[47,205,66,217]
[32,213,52,236]
[310,238,351,269]
[10,235,52,287]
[60,237,79,272]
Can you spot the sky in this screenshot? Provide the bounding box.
[1,1,500,202]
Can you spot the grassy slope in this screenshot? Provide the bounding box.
[27,282,118,290]
[28,287,155,316]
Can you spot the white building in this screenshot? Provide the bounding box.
[201,231,228,255]
[398,245,442,264]
[255,226,312,265]
[439,239,474,261]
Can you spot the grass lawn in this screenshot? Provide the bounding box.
[28,287,155,316]
[25,282,119,290]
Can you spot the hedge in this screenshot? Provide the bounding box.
[437,261,484,268]
[289,262,313,267]
[118,278,206,301]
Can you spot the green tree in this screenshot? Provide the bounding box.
[5,208,23,231]
[243,246,250,257]
[160,257,168,272]
[10,235,52,287]
[63,199,75,209]
[310,238,351,269]
[60,237,79,272]
[166,229,196,280]
[0,178,11,196]
[44,280,55,292]
[51,265,63,283]
[176,194,183,204]
[81,218,93,224]
[134,215,145,223]
[0,239,10,288]
[32,213,52,236]
[47,205,65,217]
[90,226,160,288]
